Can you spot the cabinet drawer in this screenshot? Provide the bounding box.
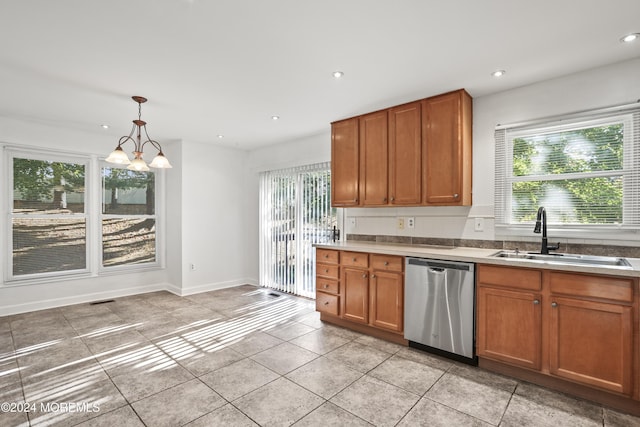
[316,292,339,316]
[371,254,403,272]
[477,264,542,291]
[316,278,339,294]
[317,249,339,265]
[341,251,369,268]
[317,264,339,279]
[549,272,634,303]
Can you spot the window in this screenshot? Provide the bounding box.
[11,155,88,278]
[495,107,640,236]
[5,148,163,283]
[101,166,156,268]
[259,162,337,298]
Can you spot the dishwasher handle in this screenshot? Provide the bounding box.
[406,257,474,273]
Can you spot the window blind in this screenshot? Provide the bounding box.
[494,104,640,233]
[259,162,336,297]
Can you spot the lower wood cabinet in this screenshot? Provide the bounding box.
[477,286,542,370]
[549,296,633,394]
[316,249,404,336]
[477,264,638,398]
[342,267,370,324]
[370,269,403,332]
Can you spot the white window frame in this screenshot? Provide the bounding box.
[98,161,162,274]
[494,105,640,241]
[2,145,165,286]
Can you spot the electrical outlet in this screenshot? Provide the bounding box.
[407,217,415,229]
[190,263,196,271]
[474,218,484,232]
[349,217,357,228]
[397,217,405,230]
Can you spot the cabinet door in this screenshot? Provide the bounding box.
[370,270,403,332]
[389,102,421,205]
[359,110,388,206]
[342,267,369,324]
[331,118,360,206]
[549,297,633,395]
[476,286,542,370]
[422,90,471,205]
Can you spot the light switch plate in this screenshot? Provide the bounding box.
[474,217,484,232]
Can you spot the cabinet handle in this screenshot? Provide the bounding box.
[551,302,558,308]
[533,299,540,305]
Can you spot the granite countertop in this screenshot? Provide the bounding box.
[315,241,640,278]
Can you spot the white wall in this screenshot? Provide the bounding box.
[177,140,254,295]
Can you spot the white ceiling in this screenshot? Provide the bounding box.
[1,0,639,150]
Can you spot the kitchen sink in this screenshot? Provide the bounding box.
[491,250,632,269]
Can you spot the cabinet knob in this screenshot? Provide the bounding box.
[324,301,330,305]
[384,261,389,266]
[453,193,459,198]
[325,269,329,273]
[324,254,329,258]
[362,274,367,278]
[391,197,395,201]
[324,284,329,289]
[551,302,558,308]
[372,274,377,278]
[383,197,387,202]
[533,299,540,305]
[352,257,357,262]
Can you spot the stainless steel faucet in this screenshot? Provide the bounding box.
[533,207,560,255]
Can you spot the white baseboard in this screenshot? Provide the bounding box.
[0,282,169,317]
[0,278,262,316]
[176,278,259,296]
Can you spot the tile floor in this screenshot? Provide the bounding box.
[1,285,639,426]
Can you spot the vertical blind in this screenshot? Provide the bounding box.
[259,162,336,298]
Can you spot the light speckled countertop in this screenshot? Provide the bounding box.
[315,241,640,278]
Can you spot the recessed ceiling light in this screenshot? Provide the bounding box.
[491,70,506,78]
[333,71,344,79]
[271,115,280,121]
[101,124,109,129]
[620,33,639,43]
[217,134,224,139]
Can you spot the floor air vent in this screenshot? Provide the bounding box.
[268,292,282,297]
[90,300,115,305]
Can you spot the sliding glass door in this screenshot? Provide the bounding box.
[259,162,337,297]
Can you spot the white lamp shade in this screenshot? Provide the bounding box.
[148,153,173,168]
[127,157,150,172]
[105,147,131,164]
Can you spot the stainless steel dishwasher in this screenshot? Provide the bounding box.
[404,257,476,363]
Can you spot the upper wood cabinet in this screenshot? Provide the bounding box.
[359,110,389,206]
[330,88,472,207]
[331,117,360,206]
[389,101,422,205]
[422,90,472,205]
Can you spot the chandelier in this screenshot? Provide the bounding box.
[105,96,172,171]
